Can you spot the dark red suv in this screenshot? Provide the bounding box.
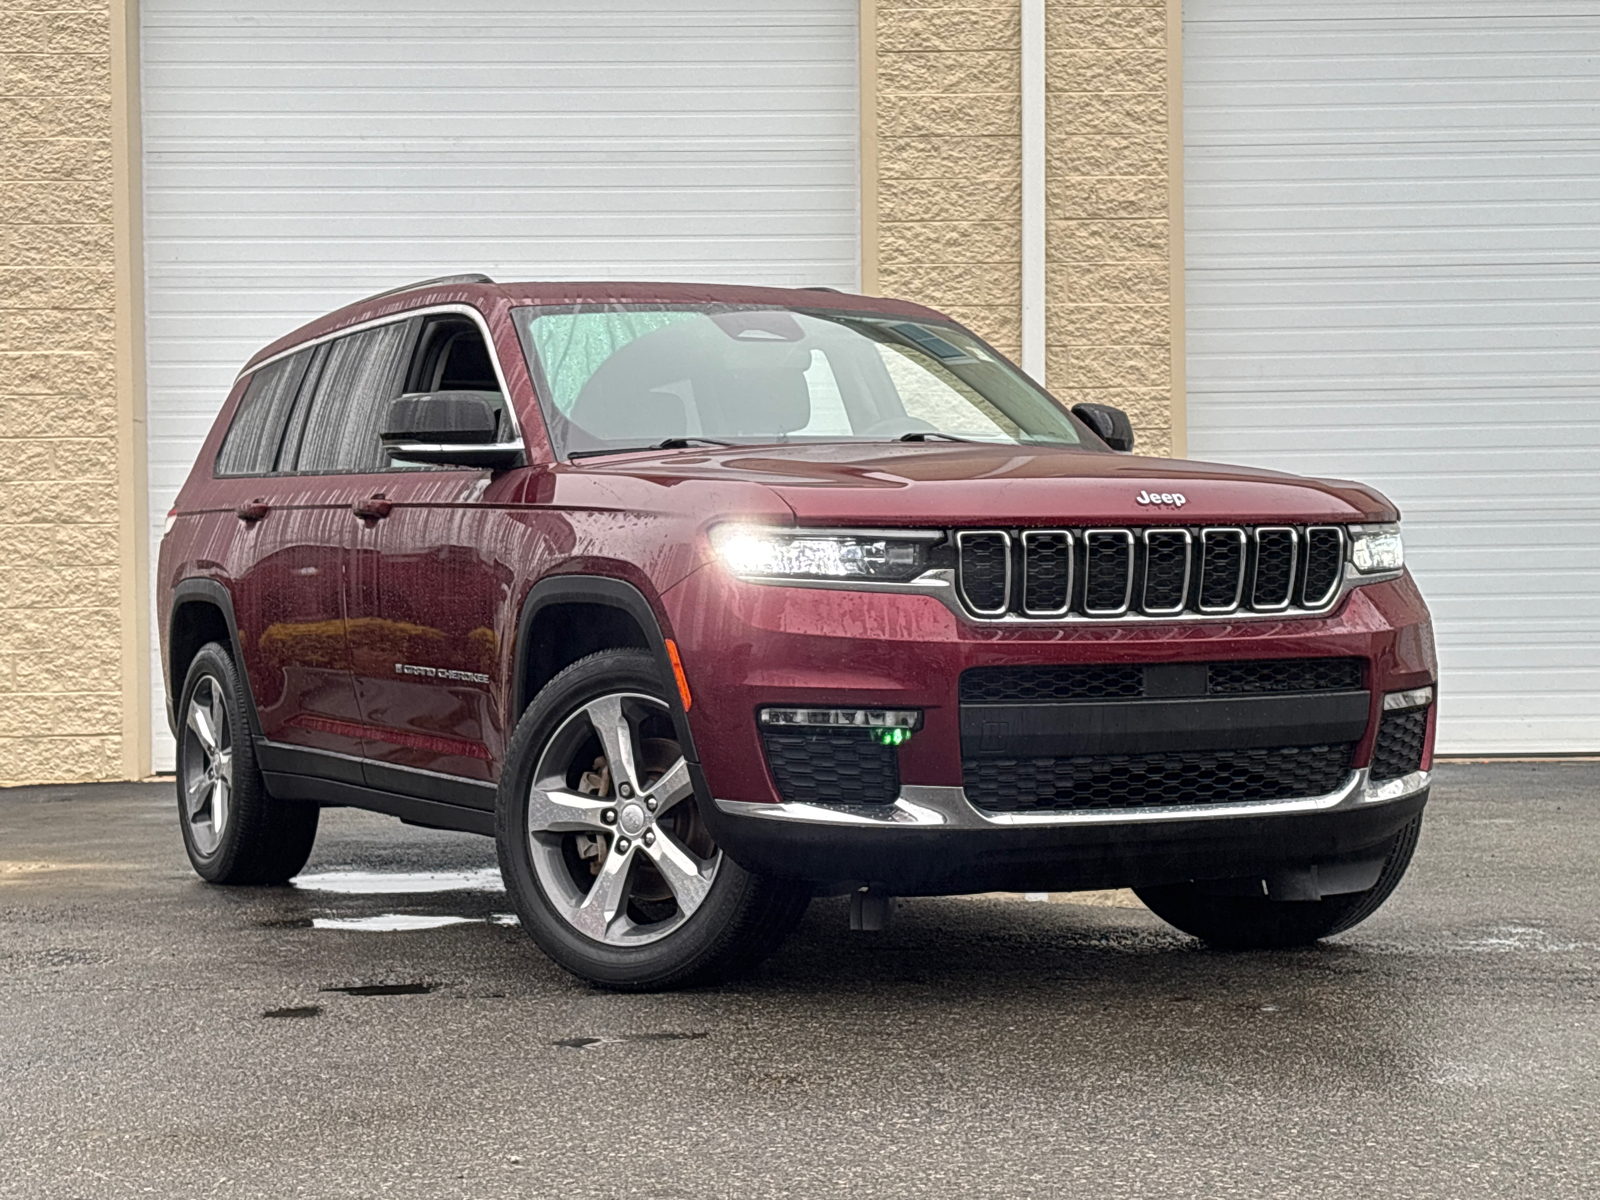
[159,275,1435,989]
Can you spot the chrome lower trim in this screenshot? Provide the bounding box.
[713,766,1431,830]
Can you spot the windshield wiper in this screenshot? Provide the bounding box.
[567,437,739,461]
[897,431,978,443]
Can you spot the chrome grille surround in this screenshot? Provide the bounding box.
[1081,529,1136,616]
[1300,526,1346,609]
[1197,527,1248,614]
[955,530,1012,617]
[1140,528,1193,616]
[1250,526,1299,612]
[1018,529,1073,617]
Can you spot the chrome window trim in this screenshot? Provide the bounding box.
[956,530,1013,617]
[1019,529,1074,617]
[1081,528,1135,616]
[1300,526,1346,609]
[1196,527,1248,614]
[714,766,1430,830]
[1140,527,1192,616]
[1250,526,1299,613]
[234,302,528,451]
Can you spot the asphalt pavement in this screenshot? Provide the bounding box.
[1,762,1596,1199]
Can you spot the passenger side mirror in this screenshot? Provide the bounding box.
[1071,402,1135,453]
[381,391,525,469]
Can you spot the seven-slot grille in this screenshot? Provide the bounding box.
[957,525,1346,620]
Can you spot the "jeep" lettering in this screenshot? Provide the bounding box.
[1135,490,1186,508]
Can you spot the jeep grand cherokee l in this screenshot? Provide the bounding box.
[158,275,1435,989]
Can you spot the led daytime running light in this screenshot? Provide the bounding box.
[759,707,921,733]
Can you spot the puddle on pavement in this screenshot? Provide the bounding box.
[291,868,503,894]
[312,914,478,932]
[553,1031,708,1050]
[321,982,435,996]
[263,1005,321,1019]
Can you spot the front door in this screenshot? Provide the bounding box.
[343,314,518,808]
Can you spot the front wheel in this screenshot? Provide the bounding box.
[1135,815,1423,949]
[496,649,809,991]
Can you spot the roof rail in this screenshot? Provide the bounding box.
[800,286,842,292]
[354,273,496,305]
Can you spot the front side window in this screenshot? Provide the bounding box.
[513,305,1087,460]
[281,321,416,474]
[214,349,313,476]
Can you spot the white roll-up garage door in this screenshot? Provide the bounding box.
[1185,2,1600,753]
[141,0,860,764]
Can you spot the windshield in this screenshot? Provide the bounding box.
[512,304,1088,459]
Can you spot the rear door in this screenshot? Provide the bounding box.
[212,344,366,759]
[252,318,418,768]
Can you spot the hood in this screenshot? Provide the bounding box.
[572,442,1399,527]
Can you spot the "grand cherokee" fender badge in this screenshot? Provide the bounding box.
[1136,489,1186,508]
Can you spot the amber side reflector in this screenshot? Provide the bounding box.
[664,638,692,711]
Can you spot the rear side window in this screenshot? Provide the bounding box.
[282,321,416,474]
[214,350,313,476]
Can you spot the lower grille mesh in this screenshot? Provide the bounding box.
[962,744,1355,813]
[763,732,899,804]
[1370,709,1428,781]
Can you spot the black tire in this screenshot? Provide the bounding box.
[1135,815,1423,949]
[496,648,809,991]
[175,642,319,885]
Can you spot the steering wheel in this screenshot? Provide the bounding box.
[860,416,938,438]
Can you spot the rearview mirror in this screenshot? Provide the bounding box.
[1071,402,1135,453]
[381,391,525,469]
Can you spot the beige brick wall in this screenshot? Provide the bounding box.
[871,0,1177,454]
[876,1,1023,358]
[0,1,128,784]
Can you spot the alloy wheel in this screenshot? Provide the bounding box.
[181,674,234,856]
[525,692,721,946]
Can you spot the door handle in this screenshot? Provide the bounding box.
[236,500,270,523]
[352,496,393,521]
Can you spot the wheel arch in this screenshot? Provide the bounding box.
[512,575,700,766]
[168,579,264,740]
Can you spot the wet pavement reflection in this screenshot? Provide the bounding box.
[1,762,1595,1199]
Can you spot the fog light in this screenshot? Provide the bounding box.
[758,707,921,739]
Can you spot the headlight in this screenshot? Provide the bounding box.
[1349,524,1404,574]
[711,524,931,581]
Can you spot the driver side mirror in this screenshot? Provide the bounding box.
[381,391,525,469]
[1071,402,1135,453]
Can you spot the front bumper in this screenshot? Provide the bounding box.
[663,565,1436,891]
[698,770,1430,893]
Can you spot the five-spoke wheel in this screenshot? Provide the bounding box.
[180,673,234,856]
[497,649,809,990]
[526,692,721,945]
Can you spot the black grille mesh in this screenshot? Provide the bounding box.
[961,658,1364,703]
[961,664,1145,704]
[1251,529,1297,608]
[1022,532,1072,613]
[963,744,1355,813]
[1142,531,1190,612]
[1370,708,1428,782]
[763,732,899,804]
[1301,528,1344,606]
[958,533,1010,613]
[1207,657,1363,695]
[1198,530,1246,610]
[1083,532,1133,612]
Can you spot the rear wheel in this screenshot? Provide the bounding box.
[176,642,319,884]
[496,649,809,990]
[1135,815,1423,949]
